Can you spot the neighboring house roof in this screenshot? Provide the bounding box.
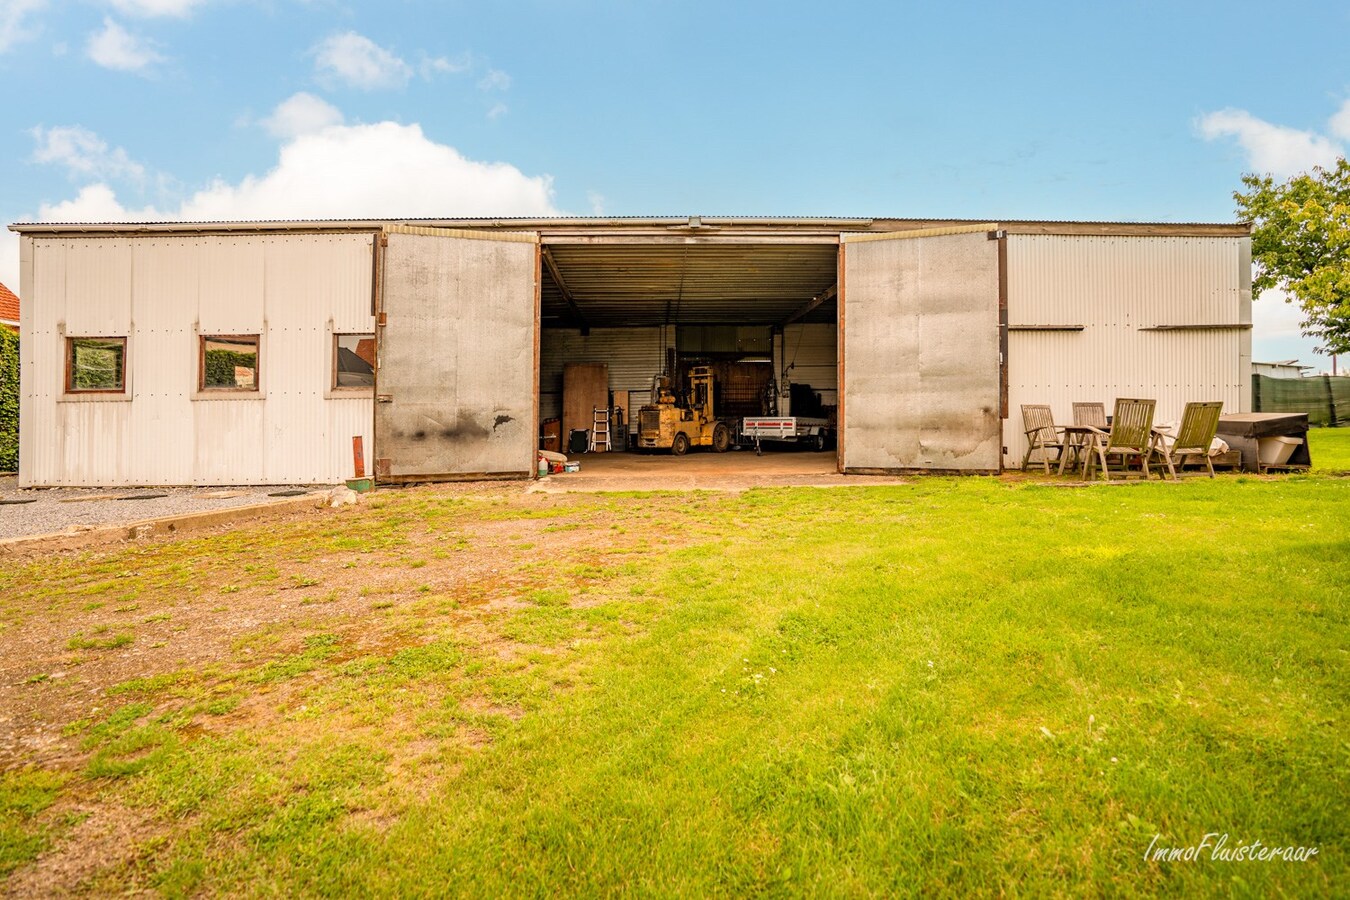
[0,281,18,329]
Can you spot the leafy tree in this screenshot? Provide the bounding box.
[1234,157,1350,355]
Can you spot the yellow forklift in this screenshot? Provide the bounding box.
[636,366,733,455]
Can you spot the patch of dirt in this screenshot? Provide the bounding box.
[459,695,526,721]
[0,484,665,766]
[2,802,167,899]
[0,481,711,891]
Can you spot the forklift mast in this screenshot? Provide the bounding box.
[688,366,715,422]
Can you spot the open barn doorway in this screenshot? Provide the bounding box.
[535,227,840,479]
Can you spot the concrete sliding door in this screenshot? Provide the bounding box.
[376,226,539,481]
[840,225,1002,473]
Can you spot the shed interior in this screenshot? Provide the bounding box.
[537,237,840,461]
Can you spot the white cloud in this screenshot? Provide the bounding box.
[26,121,558,224]
[1251,287,1334,371]
[478,68,510,92]
[1328,98,1350,144]
[108,0,206,17]
[37,183,152,222]
[419,53,470,79]
[587,191,605,216]
[313,31,412,91]
[5,119,560,302]
[0,0,45,54]
[31,125,147,183]
[487,102,508,121]
[1197,107,1343,178]
[86,17,163,72]
[178,122,556,219]
[0,230,19,296]
[261,92,344,140]
[1252,288,1306,339]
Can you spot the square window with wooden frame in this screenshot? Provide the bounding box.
[199,335,260,391]
[332,333,375,391]
[65,337,127,394]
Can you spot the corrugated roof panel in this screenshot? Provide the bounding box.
[543,243,838,327]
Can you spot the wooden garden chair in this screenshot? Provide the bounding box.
[1072,402,1107,428]
[1020,404,1065,473]
[1061,402,1109,472]
[1152,401,1224,479]
[1083,398,1159,481]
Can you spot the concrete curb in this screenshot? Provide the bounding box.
[0,495,325,556]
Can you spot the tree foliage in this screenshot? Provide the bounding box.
[0,329,18,472]
[204,349,257,388]
[1235,157,1350,355]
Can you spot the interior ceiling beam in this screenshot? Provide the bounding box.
[780,284,838,327]
[541,247,589,332]
[541,234,841,246]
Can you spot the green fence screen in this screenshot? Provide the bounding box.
[1252,374,1350,426]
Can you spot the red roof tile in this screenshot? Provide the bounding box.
[0,282,18,324]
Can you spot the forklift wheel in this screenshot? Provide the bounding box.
[671,433,690,456]
[712,423,731,453]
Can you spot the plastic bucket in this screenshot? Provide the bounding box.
[1257,435,1301,467]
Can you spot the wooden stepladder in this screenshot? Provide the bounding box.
[589,407,611,452]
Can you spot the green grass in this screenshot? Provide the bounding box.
[1,476,1346,896]
[0,769,69,877]
[1308,425,1350,472]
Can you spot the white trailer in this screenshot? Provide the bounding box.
[740,417,833,453]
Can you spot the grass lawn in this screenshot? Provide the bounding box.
[1309,425,1350,472]
[1,466,1346,896]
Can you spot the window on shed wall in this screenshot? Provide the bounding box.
[66,337,126,393]
[333,333,375,390]
[200,335,260,391]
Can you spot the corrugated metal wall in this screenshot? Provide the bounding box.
[376,229,537,479]
[1006,234,1251,468]
[19,234,375,486]
[841,229,1003,472]
[780,323,837,407]
[539,326,674,420]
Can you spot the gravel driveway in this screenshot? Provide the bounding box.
[0,476,335,541]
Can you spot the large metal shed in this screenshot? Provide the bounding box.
[8,216,1251,486]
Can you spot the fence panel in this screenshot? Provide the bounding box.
[1252,374,1349,426]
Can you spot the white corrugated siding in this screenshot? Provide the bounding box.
[20,233,375,486]
[780,323,837,406]
[539,327,674,420]
[1005,234,1251,468]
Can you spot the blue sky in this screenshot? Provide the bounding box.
[2,0,1348,369]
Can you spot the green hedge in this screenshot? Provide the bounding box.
[204,349,257,388]
[0,329,17,472]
